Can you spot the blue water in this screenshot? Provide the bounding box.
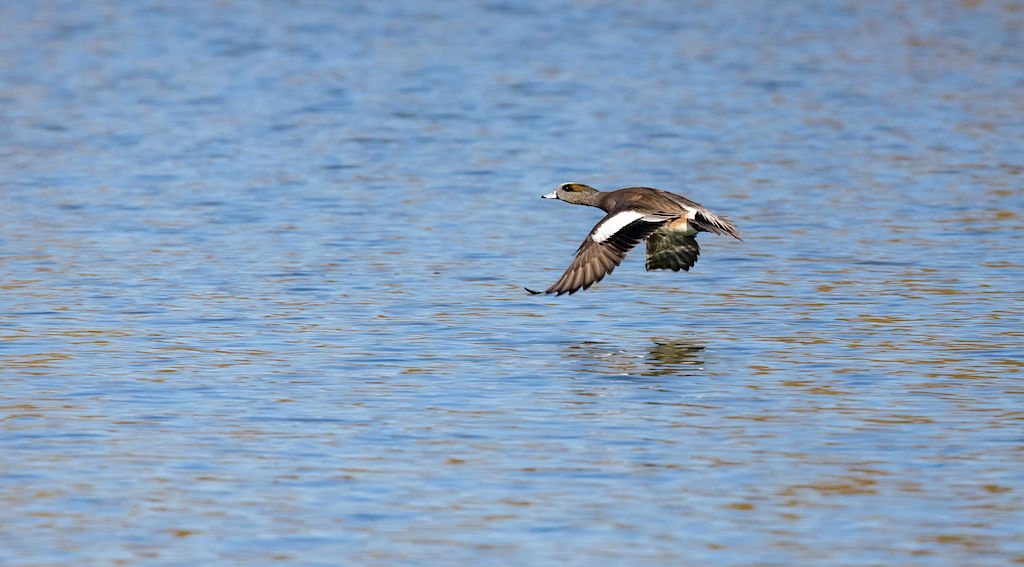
[2,1,1023,565]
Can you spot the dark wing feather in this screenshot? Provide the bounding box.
[539,214,671,295]
[646,230,701,271]
[690,211,742,240]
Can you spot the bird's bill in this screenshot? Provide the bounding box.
[541,191,558,199]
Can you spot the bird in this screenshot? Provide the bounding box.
[526,183,741,295]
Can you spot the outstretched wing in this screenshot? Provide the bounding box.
[530,211,676,295]
[646,229,701,271]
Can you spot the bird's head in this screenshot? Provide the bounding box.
[541,182,599,205]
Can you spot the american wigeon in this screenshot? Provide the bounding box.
[527,183,741,295]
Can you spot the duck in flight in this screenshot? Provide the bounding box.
[527,183,741,295]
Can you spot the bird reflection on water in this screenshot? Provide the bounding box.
[561,339,706,379]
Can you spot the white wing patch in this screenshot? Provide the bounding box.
[591,211,676,243]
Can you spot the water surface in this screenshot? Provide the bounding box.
[2,1,1023,565]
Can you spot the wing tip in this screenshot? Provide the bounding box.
[524,285,579,296]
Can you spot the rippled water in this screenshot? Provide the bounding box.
[2,1,1023,565]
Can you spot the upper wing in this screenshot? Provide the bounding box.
[532,211,676,295]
